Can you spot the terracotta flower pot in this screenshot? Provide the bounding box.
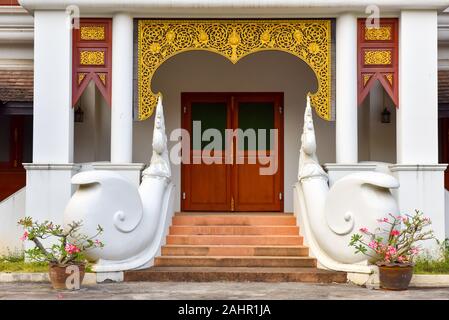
[48,263,86,290]
[378,263,414,291]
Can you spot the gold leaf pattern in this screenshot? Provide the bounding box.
[97,73,106,85]
[364,50,392,65]
[80,26,105,41]
[78,73,87,85]
[365,26,392,41]
[385,73,393,85]
[137,19,332,121]
[80,51,105,65]
[363,74,372,87]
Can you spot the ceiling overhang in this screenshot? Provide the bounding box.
[18,0,449,16]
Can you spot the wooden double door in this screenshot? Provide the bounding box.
[181,92,284,212]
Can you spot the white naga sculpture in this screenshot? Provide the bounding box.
[64,97,174,272]
[294,96,400,273]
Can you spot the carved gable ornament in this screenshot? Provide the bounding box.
[137,19,332,121]
[358,19,398,107]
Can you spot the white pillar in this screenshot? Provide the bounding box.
[33,11,73,163]
[336,13,358,164]
[397,11,438,164]
[25,11,78,233]
[111,13,133,163]
[391,10,447,245]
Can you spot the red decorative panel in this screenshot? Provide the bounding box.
[358,18,398,107]
[72,19,112,107]
[0,1,20,5]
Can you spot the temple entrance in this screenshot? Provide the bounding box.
[181,92,283,212]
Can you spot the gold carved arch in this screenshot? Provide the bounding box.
[137,19,332,121]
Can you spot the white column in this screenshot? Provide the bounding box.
[111,13,133,163]
[33,11,73,163]
[25,11,78,233]
[391,10,447,245]
[397,11,438,164]
[336,13,358,164]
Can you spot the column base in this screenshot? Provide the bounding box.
[324,163,380,186]
[23,164,81,249]
[389,164,448,247]
[91,162,145,187]
[96,271,124,283]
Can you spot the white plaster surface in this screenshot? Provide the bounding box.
[0,188,25,256]
[390,164,447,245]
[24,164,80,250]
[32,10,73,163]
[18,0,449,15]
[398,11,439,164]
[336,13,358,163]
[111,13,133,164]
[74,82,111,164]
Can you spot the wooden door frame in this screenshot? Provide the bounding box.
[181,92,284,212]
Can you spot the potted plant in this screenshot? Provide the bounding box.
[349,210,434,290]
[18,217,104,290]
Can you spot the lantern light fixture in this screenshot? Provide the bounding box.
[381,107,391,124]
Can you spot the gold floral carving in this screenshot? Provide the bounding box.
[80,26,105,41]
[363,74,372,87]
[137,19,332,121]
[385,73,393,85]
[78,73,87,84]
[80,51,105,65]
[97,73,106,85]
[365,26,392,41]
[364,50,392,65]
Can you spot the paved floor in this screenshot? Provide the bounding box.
[0,282,449,300]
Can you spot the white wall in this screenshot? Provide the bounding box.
[74,81,111,163]
[133,50,333,213]
[0,188,25,256]
[0,43,33,60]
[0,9,34,62]
[358,81,397,163]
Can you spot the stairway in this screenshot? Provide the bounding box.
[124,212,347,283]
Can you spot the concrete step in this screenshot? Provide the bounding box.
[154,256,317,268]
[172,215,297,226]
[169,225,300,235]
[166,235,303,245]
[161,245,309,257]
[124,267,347,283]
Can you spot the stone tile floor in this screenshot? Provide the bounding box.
[0,282,449,300]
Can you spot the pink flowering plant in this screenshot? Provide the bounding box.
[18,217,104,266]
[349,210,434,266]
